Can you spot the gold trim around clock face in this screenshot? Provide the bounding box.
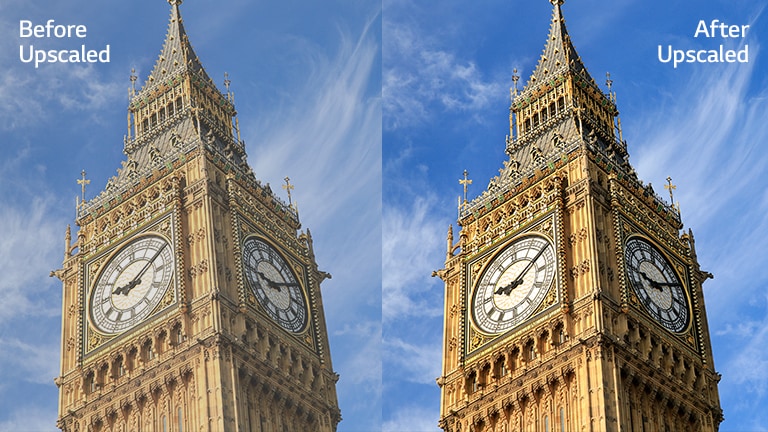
[471,234,557,334]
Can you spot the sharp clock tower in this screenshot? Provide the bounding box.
[436,1,723,431]
[54,2,341,431]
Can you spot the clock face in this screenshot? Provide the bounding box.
[241,237,308,333]
[472,235,557,334]
[624,237,689,333]
[89,234,175,335]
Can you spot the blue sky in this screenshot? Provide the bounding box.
[383,0,768,431]
[0,0,380,431]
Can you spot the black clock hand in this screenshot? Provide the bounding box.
[496,242,549,295]
[256,271,299,290]
[652,281,682,288]
[113,243,168,295]
[637,270,671,291]
[270,281,299,287]
[495,279,523,295]
[113,278,141,295]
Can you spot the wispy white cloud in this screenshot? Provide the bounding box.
[0,44,123,131]
[716,295,768,424]
[335,320,382,390]
[0,196,62,325]
[333,319,382,424]
[383,15,503,130]
[631,45,765,227]
[382,195,446,322]
[383,405,440,432]
[0,337,60,386]
[246,13,381,232]
[0,405,57,432]
[383,336,441,387]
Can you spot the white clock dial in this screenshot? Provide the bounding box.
[242,237,308,333]
[89,235,175,335]
[624,237,689,333]
[472,235,556,334]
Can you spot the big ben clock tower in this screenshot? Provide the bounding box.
[436,1,722,431]
[54,1,340,431]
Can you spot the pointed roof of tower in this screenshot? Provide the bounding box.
[133,0,217,102]
[520,0,594,95]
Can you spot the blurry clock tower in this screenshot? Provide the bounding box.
[53,1,341,430]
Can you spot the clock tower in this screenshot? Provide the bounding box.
[54,2,341,431]
[436,1,722,431]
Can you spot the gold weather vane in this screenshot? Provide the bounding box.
[283,177,295,209]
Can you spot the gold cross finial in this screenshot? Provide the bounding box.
[282,176,295,206]
[665,176,680,213]
[664,176,676,203]
[77,170,90,206]
[459,170,472,204]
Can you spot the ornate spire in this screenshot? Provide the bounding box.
[459,0,626,218]
[135,0,213,98]
[125,0,237,156]
[519,0,590,95]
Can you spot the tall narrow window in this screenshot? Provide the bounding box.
[527,342,536,361]
[560,407,565,431]
[178,407,183,432]
[162,415,167,432]
[544,415,549,432]
[87,373,96,394]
